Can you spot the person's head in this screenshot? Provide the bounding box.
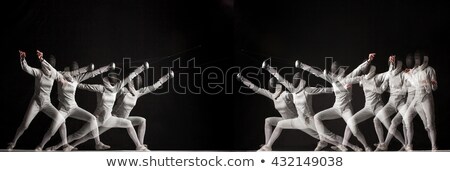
[269,77,281,93]
[392,60,403,75]
[414,50,423,67]
[292,72,306,89]
[104,71,120,86]
[63,72,74,82]
[48,54,56,67]
[405,53,414,69]
[421,55,429,69]
[71,61,79,71]
[365,65,376,79]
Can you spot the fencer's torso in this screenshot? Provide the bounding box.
[386,72,406,108]
[272,91,298,119]
[359,74,386,110]
[292,90,312,117]
[292,87,332,117]
[57,80,79,110]
[331,81,353,111]
[33,72,57,105]
[408,66,437,101]
[113,88,139,118]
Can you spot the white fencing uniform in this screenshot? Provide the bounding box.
[68,65,147,150]
[403,62,438,151]
[46,65,111,150]
[382,68,416,149]
[301,60,370,151]
[72,73,171,147]
[262,66,350,151]
[373,62,407,150]
[9,58,65,151]
[342,67,389,149]
[238,76,298,150]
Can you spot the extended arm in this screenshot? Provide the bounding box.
[139,70,174,95]
[345,53,375,79]
[295,60,333,83]
[117,63,148,90]
[305,87,334,95]
[263,64,297,92]
[77,83,105,93]
[77,63,114,82]
[19,51,41,77]
[68,64,93,76]
[237,73,273,99]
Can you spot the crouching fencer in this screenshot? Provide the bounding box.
[46,62,116,151]
[340,64,390,151]
[8,50,66,151]
[299,53,374,151]
[373,57,407,151]
[70,70,175,149]
[236,72,299,151]
[257,63,354,151]
[65,63,150,151]
[403,54,438,151]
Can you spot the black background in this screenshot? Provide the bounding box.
[1,0,449,151]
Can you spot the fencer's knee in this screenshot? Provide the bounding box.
[347,120,358,133]
[54,116,65,126]
[124,120,133,128]
[347,119,356,128]
[19,122,30,131]
[265,118,273,126]
[139,118,146,125]
[403,117,413,127]
[88,117,97,127]
[273,125,282,131]
[313,115,321,122]
[373,117,380,124]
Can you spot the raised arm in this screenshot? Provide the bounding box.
[37,50,64,81]
[262,62,297,93]
[19,51,41,77]
[76,63,114,82]
[117,62,148,90]
[295,60,333,83]
[236,73,273,99]
[77,83,105,93]
[139,70,174,96]
[345,53,375,79]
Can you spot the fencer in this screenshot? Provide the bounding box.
[299,53,374,151]
[373,57,408,151]
[340,64,389,151]
[258,63,354,151]
[70,70,174,149]
[381,54,417,151]
[68,63,150,151]
[403,53,438,151]
[45,62,115,151]
[8,50,66,151]
[236,71,298,151]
